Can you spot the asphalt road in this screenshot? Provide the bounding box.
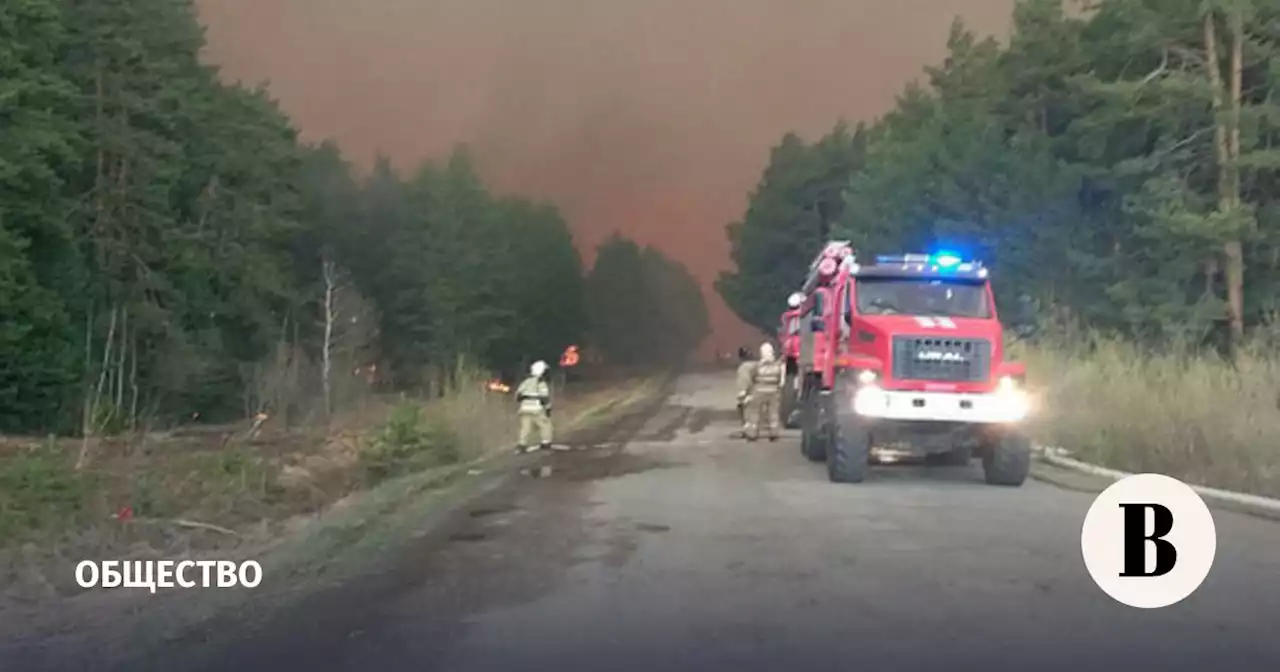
[192,370,1280,671]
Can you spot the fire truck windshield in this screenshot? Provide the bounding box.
[855,277,991,319]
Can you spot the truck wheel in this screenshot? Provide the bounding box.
[982,431,1031,486]
[780,374,799,429]
[827,415,870,483]
[798,378,826,462]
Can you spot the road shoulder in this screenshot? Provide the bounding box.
[1031,457,1280,523]
[109,375,674,672]
[0,376,672,672]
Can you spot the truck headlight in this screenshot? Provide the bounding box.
[857,369,878,385]
[994,377,1029,421]
[852,384,884,415]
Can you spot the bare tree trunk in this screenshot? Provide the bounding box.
[84,55,106,464]
[1225,5,1246,342]
[1204,12,1245,346]
[94,62,104,228]
[322,256,337,421]
[129,330,139,431]
[1229,7,1243,166]
[78,305,117,470]
[94,306,116,405]
[115,307,127,411]
[79,307,94,466]
[290,313,301,428]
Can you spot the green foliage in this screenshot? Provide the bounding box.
[716,124,868,332]
[319,148,588,386]
[193,447,272,500]
[0,0,83,432]
[586,235,709,366]
[130,472,173,519]
[0,223,79,431]
[360,404,461,483]
[0,0,590,431]
[719,0,1280,348]
[0,438,92,541]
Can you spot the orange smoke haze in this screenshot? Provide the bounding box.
[195,0,1013,358]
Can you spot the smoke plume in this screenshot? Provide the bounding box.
[196,0,1013,356]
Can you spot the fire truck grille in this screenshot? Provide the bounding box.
[892,336,992,383]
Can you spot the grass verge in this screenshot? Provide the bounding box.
[1017,334,1280,499]
[0,372,669,667]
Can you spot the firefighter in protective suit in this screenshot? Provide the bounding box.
[744,342,784,441]
[734,347,757,437]
[515,360,553,453]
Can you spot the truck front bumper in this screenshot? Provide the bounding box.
[851,386,1029,424]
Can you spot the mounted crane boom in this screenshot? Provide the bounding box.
[800,240,855,295]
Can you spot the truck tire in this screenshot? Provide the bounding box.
[798,376,826,462]
[982,431,1031,486]
[827,415,870,483]
[780,371,799,429]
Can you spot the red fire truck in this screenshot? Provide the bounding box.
[777,299,803,428]
[792,243,1034,486]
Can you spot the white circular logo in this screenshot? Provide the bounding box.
[1079,473,1217,609]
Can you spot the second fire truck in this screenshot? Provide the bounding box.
[777,298,804,428]
[791,241,1034,486]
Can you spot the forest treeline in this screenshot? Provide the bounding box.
[586,235,710,368]
[719,0,1280,350]
[0,0,707,434]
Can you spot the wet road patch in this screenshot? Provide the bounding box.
[549,451,678,482]
[688,409,713,433]
[468,504,520,518]
[636,406,693,441]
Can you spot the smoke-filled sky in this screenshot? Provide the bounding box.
[195,0,1013,357]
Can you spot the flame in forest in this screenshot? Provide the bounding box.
[487,379,511,393]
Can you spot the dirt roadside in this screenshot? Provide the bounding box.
[14,376,673,672]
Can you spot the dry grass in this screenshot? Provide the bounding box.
[0,371,667,670]
[0,363,656,602]
[1017,333,1280,498]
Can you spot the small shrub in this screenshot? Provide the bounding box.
[131,473,173,518]
[88,398,129,436]
[193,447,274,509]
[212,451,250,478]
[360,403,461,483]
[0,438,93,541]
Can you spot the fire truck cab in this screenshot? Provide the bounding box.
[793,244,1033,486]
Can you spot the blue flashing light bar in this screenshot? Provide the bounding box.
[932,251,963,268]
[872,252,985,273]
[875,254,929,265]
